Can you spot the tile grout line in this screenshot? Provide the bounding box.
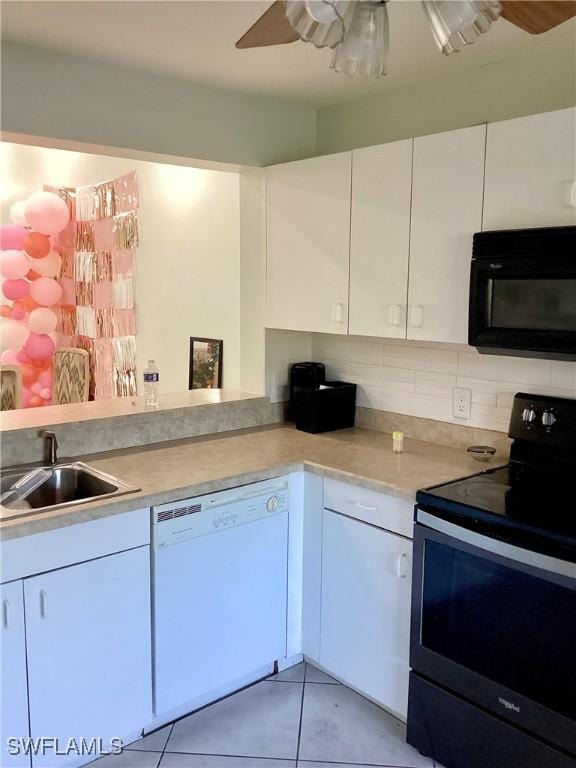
[294,665,308,764]
[155,722,175,768]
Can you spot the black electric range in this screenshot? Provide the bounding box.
[407,392,576,768]
[417,463,576,563]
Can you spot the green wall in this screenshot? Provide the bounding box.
[3,36,575,166]
[1,41,317,167]
[317,43,576,154]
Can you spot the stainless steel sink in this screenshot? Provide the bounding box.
[0,462,140,521]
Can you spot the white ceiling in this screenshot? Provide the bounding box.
[2,0,575,107]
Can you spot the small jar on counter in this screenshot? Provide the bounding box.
[392,431,404,454]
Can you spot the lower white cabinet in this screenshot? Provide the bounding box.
[24,546,152,767]
[1,580,30,768]
[320,509,413,720]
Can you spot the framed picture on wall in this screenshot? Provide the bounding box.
[189,337,223,390]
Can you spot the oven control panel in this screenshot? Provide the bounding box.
[510,393,576,444]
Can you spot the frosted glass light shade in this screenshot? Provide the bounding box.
[422,0,501,55]
[284,0,352,49]
[331,1,389,78]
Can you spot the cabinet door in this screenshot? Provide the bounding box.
[1,580,30,768]
[408,125,485,343]
[24,547,152,767]
[266,153,351,334]
[484,108,576,230]
[349,140,412,338]
[320,510,412,720]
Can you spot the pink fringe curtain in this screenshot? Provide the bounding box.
[49,171,139,400]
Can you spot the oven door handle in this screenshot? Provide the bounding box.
[417,510,576,579]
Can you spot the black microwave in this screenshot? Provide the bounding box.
[469,226,576,361]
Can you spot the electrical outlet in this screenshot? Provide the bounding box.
[453,387,472,419]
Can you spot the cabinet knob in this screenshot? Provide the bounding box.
[388,304,402,327]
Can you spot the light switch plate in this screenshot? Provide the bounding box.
[453,387,472,419]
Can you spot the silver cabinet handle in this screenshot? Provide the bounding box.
[2,599,9,629]
[396,552,409,579]
[39,590,47,619]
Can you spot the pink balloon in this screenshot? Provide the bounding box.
[32,250,62,278]
[37,368,53,388]
[24,192,70,236]
[0,226,27,251]
[10,201,28,227]
[30,278,62,307]
[31,382,42,395]
[0,349,19,364]
[0,319,30,349]
[24,332,55,360]
[16,349,32,364]
[2,279,29,301]
[40,387,52,401]
[11,307,27,321]
[28,307,58,334]
[22,387,32,408]
[0,250,30,280]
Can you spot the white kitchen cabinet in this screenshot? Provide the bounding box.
[24,546,152,767]
[266,152,352,334]
[349,140,413,338]
[320,509,413,720]
[1,580,30,768]
[483,108,576,230]
[408,125,486,344]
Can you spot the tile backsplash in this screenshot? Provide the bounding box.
[265,329,576,434]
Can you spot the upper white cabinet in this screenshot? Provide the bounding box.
[266,153,352,334]
[408,125,486,344]
[1,580,30,768]
[349,140,413,338]
[320,509,413,720]
[24,547,152,767]
[483,108,576,230]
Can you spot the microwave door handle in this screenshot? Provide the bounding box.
[417,510,576,580]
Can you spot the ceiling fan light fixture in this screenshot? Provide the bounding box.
[331,0,390,78]
[284,0,351,49]
[423,0,501,55]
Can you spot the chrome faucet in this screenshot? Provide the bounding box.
[39,431,58,465]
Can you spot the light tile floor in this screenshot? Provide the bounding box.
[92,663,440,768]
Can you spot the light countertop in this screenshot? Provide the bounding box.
[0,423,498,541]
[0,389,264,431]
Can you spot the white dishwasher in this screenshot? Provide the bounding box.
[152,477,289,719]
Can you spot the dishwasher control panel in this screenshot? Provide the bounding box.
[153,478,289,548]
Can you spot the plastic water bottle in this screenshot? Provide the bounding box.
[143,360,160,407]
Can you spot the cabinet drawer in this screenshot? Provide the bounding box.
[1,507,150,583]
[323,478,414,539]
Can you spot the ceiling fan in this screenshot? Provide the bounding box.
[235,0,576,78]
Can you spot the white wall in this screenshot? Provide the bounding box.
[1,142,242,394]
[266,329,576,433]
[265,329,312,403]
[310,334,576,433]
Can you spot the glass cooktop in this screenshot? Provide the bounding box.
[417,465,576,560]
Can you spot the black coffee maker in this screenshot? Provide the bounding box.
[288,362,357,434]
